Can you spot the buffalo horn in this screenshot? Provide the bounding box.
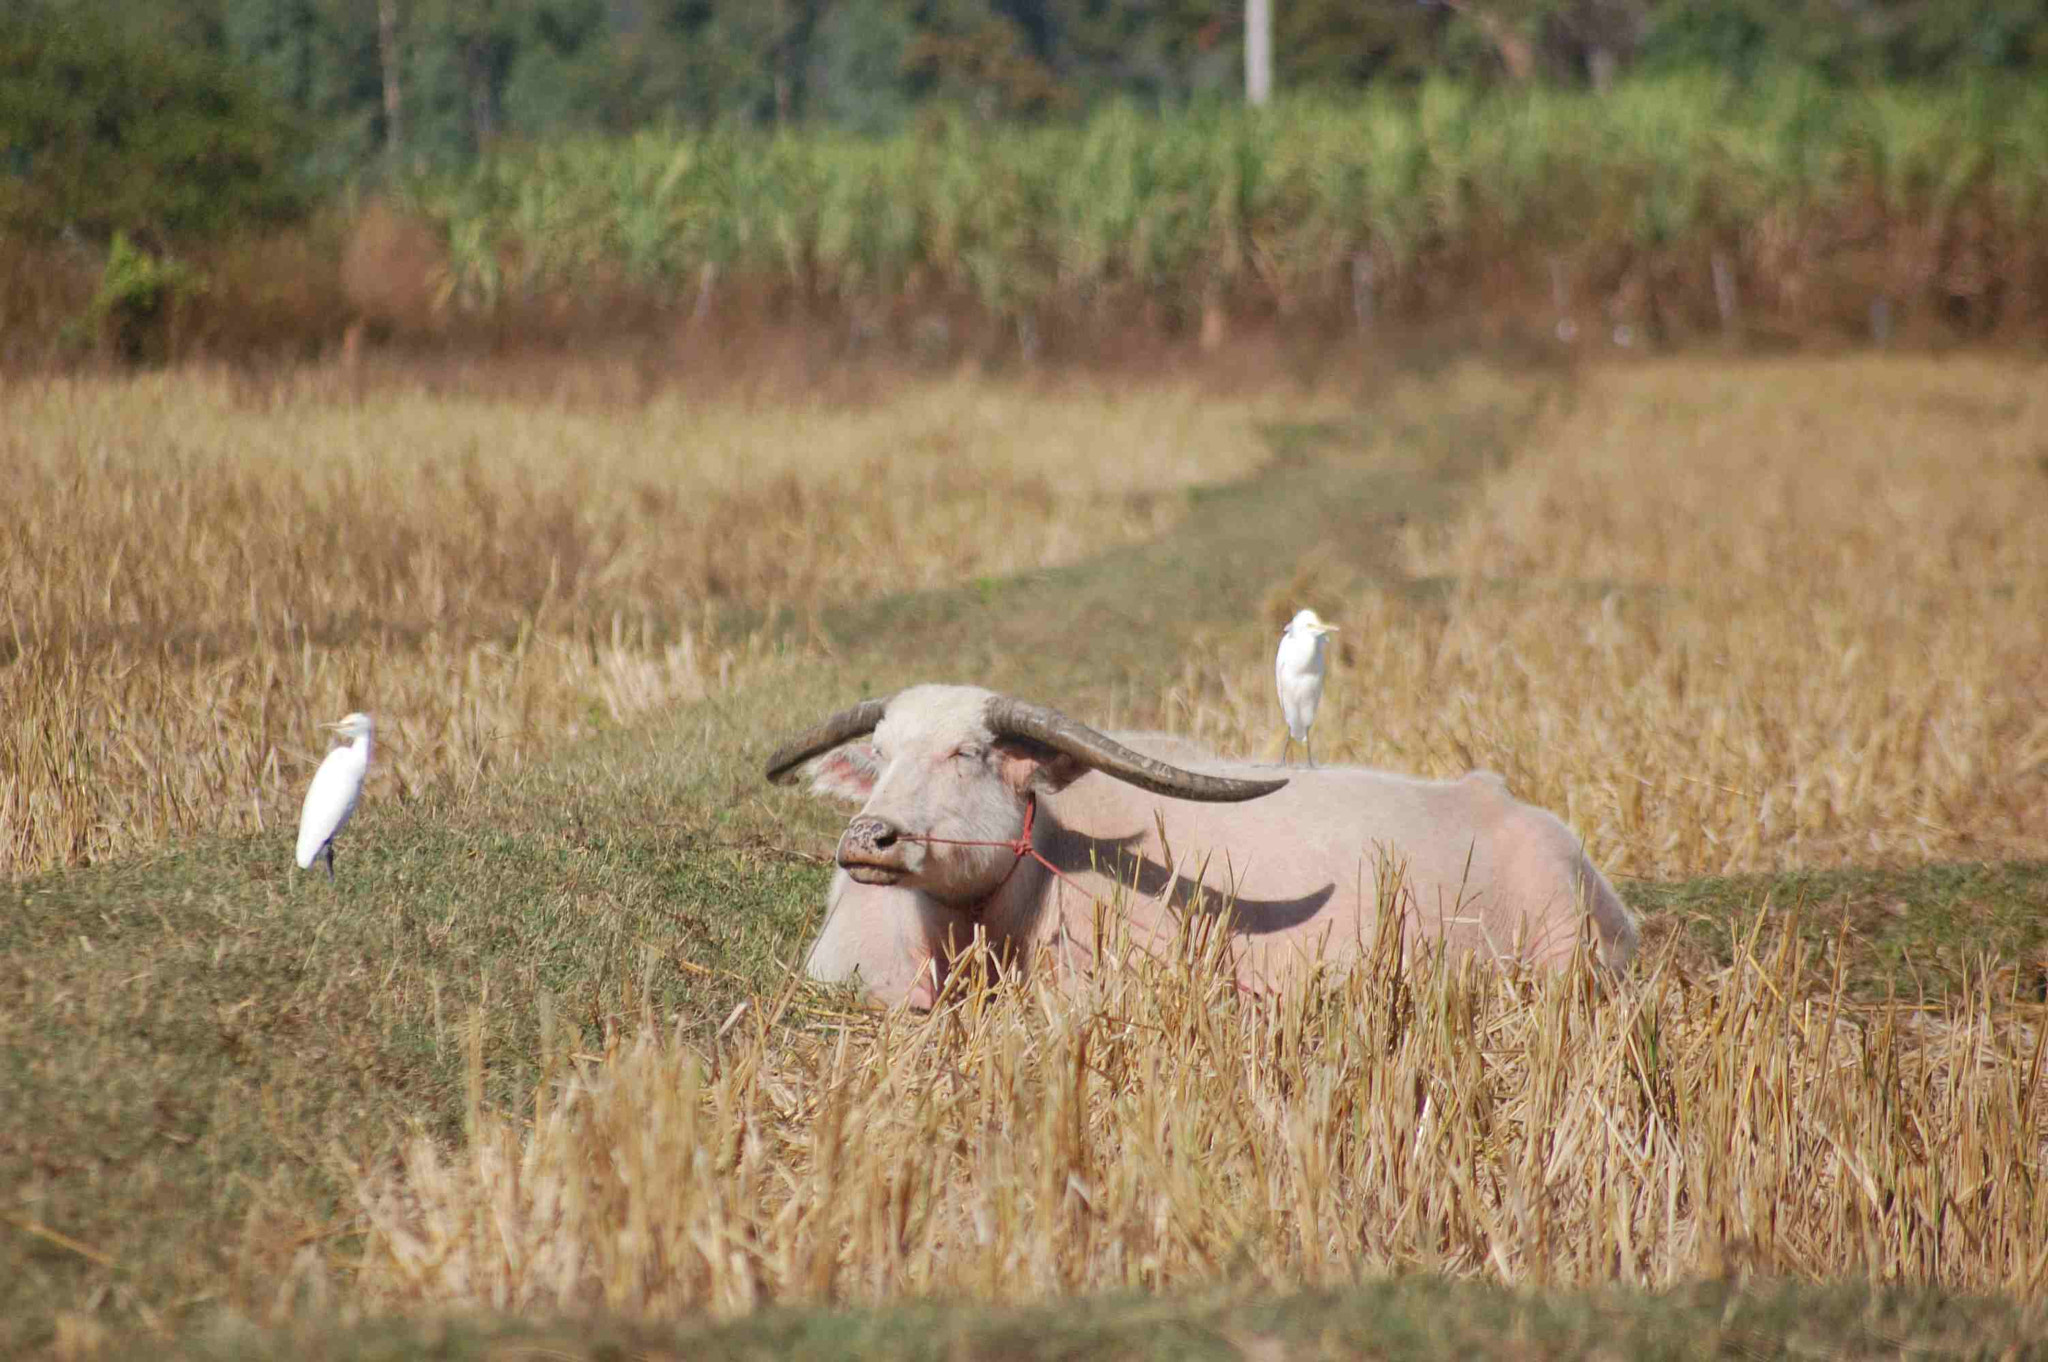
[763,697,892,784]
[984,696,1286,802]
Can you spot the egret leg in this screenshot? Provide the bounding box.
[324,843,336,880]
[1306,735,1316,770]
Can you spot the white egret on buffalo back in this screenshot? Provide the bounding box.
[295,712,373,878]
[1275,609,1338,767]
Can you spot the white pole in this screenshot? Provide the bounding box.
[1246,0,1272,107]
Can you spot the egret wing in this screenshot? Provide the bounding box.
[296,748,366,867]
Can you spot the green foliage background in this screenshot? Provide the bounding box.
[395,74,2048,336]
[0,5,311,239]
[5,0,2048,360]
[6,0,2048,246]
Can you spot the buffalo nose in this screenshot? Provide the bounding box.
[846,815,901,851]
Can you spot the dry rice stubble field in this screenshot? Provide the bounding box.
[4,353,2048,1358]
[0,362,1360,1354]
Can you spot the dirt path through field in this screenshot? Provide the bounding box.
[792,389,1535,713]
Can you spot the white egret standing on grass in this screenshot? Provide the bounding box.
[295,712,373,879]
[1275,609,1338,767]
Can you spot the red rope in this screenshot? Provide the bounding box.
[908,794,1093,912]
[910,794,1262,998]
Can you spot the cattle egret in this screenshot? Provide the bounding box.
[1275,608,1338,767]
[295,712,373,879]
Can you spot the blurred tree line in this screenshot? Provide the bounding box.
[4,0,2047,240]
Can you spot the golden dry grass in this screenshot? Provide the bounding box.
[9,353,2048,1355]
[0,366,1303,880]
[347,918,2048,1317]
[1163,356,2048,880]
[327,356,2048,1328]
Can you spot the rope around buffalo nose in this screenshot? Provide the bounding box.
[905,794,1262,999]
[906,795,1085,915]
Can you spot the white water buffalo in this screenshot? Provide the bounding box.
[766,684,1637,1008]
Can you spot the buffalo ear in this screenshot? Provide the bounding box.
[994,737,1087,794]
[807,743,882,802]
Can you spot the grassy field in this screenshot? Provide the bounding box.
[4,350,2047,1358]
[0,362,1317,880]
